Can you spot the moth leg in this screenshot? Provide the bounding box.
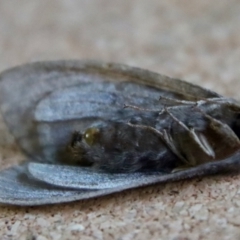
[161,129,187,162]
[167,104,240,172]
[128,115,213,173]
[127,122,187,163]
[193,106,240,159]
[127,122,164,137]
[163,108,216,169]
[128,112,212,169]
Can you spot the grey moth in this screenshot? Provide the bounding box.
[0,60,240,206]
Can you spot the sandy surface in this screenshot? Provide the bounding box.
[0,0,240,239]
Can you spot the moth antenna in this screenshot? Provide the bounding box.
[127,122,163,138]
[164,108,189,131]
[202,97,235,104]
[158,108,166,115]
[159,95,195,105]
[190,97,236,109]
[191,104,217,119]
[123,104,158,112]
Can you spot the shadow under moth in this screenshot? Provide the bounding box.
[0,60,240,206]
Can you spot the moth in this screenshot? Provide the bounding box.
[0,60,240,206]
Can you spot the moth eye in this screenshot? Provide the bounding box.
[83,127,100,146]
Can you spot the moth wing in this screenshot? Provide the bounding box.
[0,162,83,206]
[0,61,220,160]
[32,83,164,162]
[27,153,240,191]
[27,162,164,189]
[0,61,225,205]
[1,153,239,206]
[0,162,124,206]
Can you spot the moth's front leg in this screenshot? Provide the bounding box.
[162,106,240,172]
[161,110,214,170]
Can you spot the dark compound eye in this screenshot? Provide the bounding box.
[83,127,101,146]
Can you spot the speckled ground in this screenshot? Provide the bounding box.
[1,0,240,239]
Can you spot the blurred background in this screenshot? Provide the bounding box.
[0,0,240,97]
